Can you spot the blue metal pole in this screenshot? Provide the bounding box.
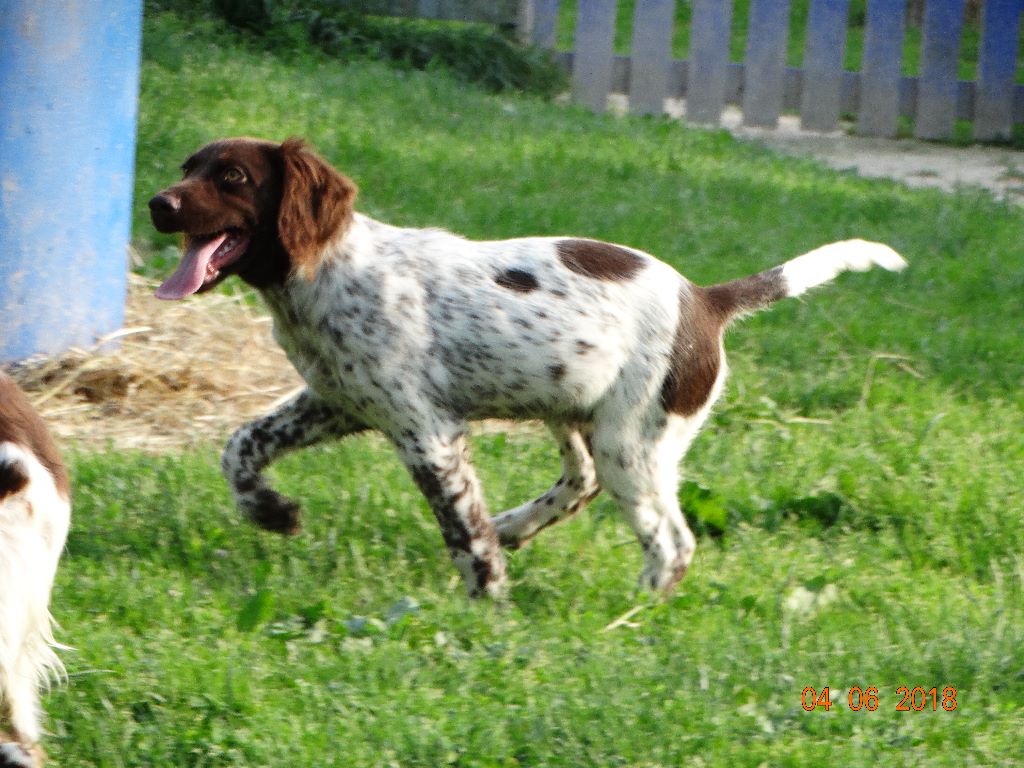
[0,1,143,363]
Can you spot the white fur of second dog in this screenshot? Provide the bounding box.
[0,441,70,753]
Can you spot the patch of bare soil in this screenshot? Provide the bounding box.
[727,113,1024,203]
[7,274,303,451]
[608,94,1024,201]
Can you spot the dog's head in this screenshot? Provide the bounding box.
[149,137,357,299]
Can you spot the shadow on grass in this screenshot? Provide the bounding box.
[685,484,877,539]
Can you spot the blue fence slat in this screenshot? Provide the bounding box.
[741,0,791,128]
[916,0,966,139]
[857,0,904,137]
[800,0,850,131]
[629,0,675,115]
[0,1,142,363]
[974,0,1021,141]
[572,0,618,112]
[687,0,733,124]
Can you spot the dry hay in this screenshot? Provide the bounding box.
[6,274,303,451]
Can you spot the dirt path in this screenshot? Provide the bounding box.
[731,114,1024,202]
[608,94,1024,201]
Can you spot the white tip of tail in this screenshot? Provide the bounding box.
[781,239,907,298]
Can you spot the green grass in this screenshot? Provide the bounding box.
[42,11,1024,766]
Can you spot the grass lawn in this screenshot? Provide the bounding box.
[42,11,1024,767]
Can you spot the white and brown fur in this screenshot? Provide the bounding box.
[149,138,906,598]
[0,375,70,768]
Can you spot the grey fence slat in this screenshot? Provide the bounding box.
[572,0,617,112]
[899,75,918,119]
[783,67,802,111]
[800,0,850,131]
[974,0,1021,141]
[725,62,744,104]
[915,0,965,139]
[338,0,520,24]
[629,0,675,115]
[668,58,687,98]
[612,55,631,92]
[417,0,439,17]
[857,0,904,137]
[686,0,733,124]
[529,0,560,49]
[741,0,791,128]
[957,79,975,121]
[1015,84,1024,124]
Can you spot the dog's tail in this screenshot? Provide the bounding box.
[704,239,907,322]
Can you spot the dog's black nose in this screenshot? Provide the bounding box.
[148,193,180,215]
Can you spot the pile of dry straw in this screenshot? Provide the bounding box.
[7,274,303,451]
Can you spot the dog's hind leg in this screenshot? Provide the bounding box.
[222,388,366,534]
[0,633,45,767]
[591,411,705,593]
[492,424,601,549]
[0,661,43,759]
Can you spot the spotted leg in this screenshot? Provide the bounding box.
[394,425,507,598]
[591,412,702,592]
[221,388,365,534]
[492,424,601,549]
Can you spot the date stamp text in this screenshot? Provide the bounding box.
[801,686,958,712]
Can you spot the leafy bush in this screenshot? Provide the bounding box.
[296,8,567,97]
[144,0,215,15]
[150,0,568,97]
[214,0,275,31]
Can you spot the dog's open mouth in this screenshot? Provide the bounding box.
[155,229,251,300]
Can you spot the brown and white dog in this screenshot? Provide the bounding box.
[0,374,70,768]
[149,137,905,598]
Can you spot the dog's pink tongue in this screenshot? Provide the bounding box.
[155,233,228,300]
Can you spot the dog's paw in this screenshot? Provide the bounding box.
[495,527,525,550]
[0,742,40,768]
[243,489,302,535]
[638,557,689,594]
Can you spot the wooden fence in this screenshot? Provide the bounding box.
[335,1,1022,141]
[521,0,1023,141]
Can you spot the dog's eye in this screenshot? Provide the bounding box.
[222,167,246,184]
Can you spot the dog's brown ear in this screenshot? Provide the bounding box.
[277,138,357,278]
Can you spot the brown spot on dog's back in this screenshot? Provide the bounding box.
[556,239,646,281]
[495,269,540,293]
[548,363,567,381]
[660,287,723,417]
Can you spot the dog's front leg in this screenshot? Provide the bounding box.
[395,428,507,598]
[221,388,364,534]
